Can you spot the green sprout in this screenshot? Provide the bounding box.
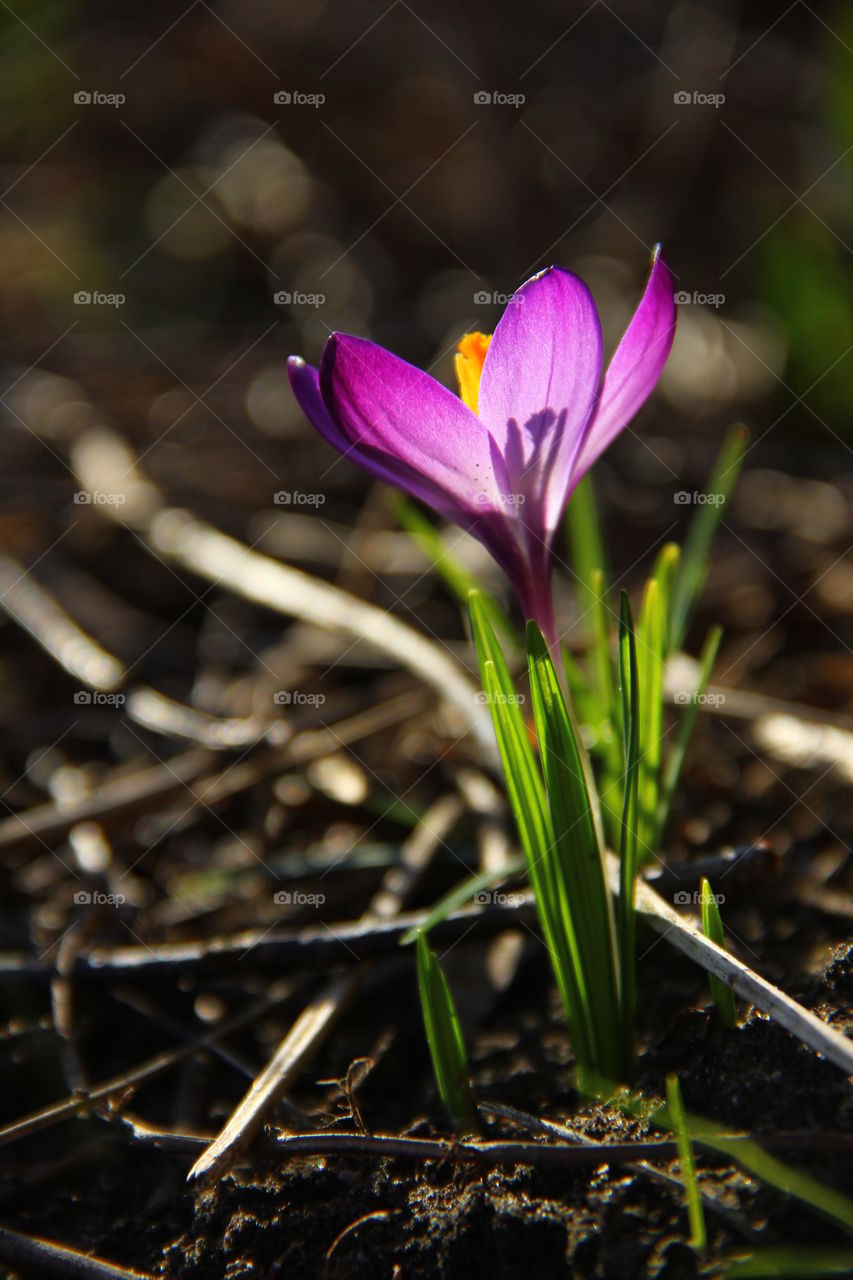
[701,877,738,1027]
[416,932,477,1133]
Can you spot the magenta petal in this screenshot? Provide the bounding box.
[289,354,484,525]
[287,357,352,456]
[477,266,603,536]
[573,247,676,480]
[289,354,438,496]
[320,333,504,520]
[295,338,529,594]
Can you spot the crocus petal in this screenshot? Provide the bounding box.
[308,335,528,598]
[320,333,504,519]
[289,355,426,496]
[476,266,603,537]
[289,354,494,528]
[287,356,353,457]
[573,247,676,480]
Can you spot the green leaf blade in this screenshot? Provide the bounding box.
[469,594,591,1064]
[700,877,738,1027]
[666,1073,707,1254]
[526,620,623,1081]
[617,590,640,1057]
[416,932,477,1132]
[565,472,609,619]
[724,1248,853,1278]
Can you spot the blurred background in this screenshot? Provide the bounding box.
[1,0,851,474]
[2,0,853,776]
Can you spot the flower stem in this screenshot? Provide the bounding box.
[518,552,558,654]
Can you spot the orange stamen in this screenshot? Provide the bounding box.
[454,332,492,415]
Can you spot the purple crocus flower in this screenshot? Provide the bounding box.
[287,248,676,644]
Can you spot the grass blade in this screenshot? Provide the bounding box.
[587,567,623,846]
[399,858,524,945]
[653,1104,853,1236]
[700,878,738,1027]
[590,567,619,748]
[468,594,550,877]
[617,590,640,1055]
[566,472,609,621]
[670,425,748,650]
[631,546,680,861]
[637,577,665,859]
[416,932,477,1132]
[666,1074,707,1253]
[651,542,681,660]
[600,1082,853,1238]
[527,620,623,1081]
[468,593,591,1066]
[724,1249,853,1277]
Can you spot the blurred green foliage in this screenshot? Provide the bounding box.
[758,2,853,426]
